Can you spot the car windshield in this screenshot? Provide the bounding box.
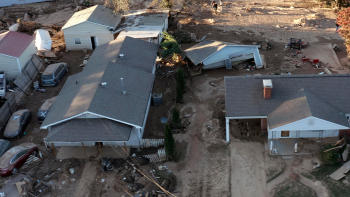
[42,75,53,80]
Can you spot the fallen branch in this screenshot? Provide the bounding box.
[324,145,344,152]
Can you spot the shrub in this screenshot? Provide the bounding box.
[177,67,186,92]
[171,108,181,128]
[320,144,340,165]
[160,31,182,58]
[176,81,183,103]
[160,0,172,8]
[164,124,177,159]
[337,8,350,54]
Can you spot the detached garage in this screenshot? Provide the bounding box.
[62,5,122,50]
[0,31,37,81]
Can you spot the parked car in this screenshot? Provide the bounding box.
[0,143,38,176]
[0,72,6,98]
[37,96,57,123]
[41,63,68,86]
[3,109,31,139]
[0,140,11,158]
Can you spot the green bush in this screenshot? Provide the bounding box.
[160,0,172,8]
[160,31,182,58]
[176,81,183,103]
[320,144,340,165]
[171,107,181,129]
[164,124,177,159]
[177,67,186,92]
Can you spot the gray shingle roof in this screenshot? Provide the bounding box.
[184,40,230,65]
[268,89,349,129]
[41,36,158,128]
[45,119,132,142]
[62,5,122,30]
[225,74,350,128]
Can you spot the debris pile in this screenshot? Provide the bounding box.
[293,14,321,27]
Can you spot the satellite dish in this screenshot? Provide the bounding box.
[161,117,168,124]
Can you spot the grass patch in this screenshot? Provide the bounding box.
[273,180,317,197]
[310,164,350,197]
[301,172,313,179]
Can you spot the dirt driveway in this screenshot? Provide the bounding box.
[230,140,269,197]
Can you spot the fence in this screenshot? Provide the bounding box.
[140,139,164,148]
[14,55,45,93]
[13,55,46,103]
[0,93,16,130]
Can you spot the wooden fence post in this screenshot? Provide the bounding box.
[52,143,57,158]
[81,142,87,158]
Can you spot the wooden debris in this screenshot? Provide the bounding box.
[335,138,344,146]
[324,144,344,152]
[330,160,350,180]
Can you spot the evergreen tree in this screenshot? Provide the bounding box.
[164,124,177,159]
[176,81,183,103]
[171,107,181,129]
[177,67,186,92]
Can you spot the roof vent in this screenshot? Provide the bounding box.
[101,82,107,88]
[119,54,124,59]
[263,79,272,99]
[120,78,126,95]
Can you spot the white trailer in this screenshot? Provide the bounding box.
[35,30,52,51]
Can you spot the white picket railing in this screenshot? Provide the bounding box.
[140,139,164,148]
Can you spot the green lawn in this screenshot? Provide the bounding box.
[273,180,317,197]
[310,164,350,197]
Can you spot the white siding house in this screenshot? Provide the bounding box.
[62,5,122,50]
[116,9,169,45]
[185,40,264,69]
[41,37,159,148]
[0,31,37,81]
[225,75,350,155]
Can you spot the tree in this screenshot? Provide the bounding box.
[160,0,173,8]
[320,144,339,165]
[177,67,186,92]
[104,0,130,13]
[176,81,183,103]
[171,107,181,129]
[337,8,350,54]
[160,31,182,58]
[164,124,177,159]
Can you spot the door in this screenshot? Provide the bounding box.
[91,37,98,50]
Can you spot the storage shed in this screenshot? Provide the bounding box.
[35,29,52,51]
[62,5,122,50]
[185,40,264,69]
[116,9,169,44]
[0,31,37,81]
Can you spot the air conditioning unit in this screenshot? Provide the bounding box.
[152,93,162,106]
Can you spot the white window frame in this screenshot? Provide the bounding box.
[75,38,81,44]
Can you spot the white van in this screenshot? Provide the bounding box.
[35,30,52,51]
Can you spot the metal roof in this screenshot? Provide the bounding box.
[0,31,34,58]
[225,74,350,128]
[118,26,163,38]
[41,36,158,129]
[0,0,53,7]
[45,119,132,142]
[62,5,122,30]
[116,9,169,31]
[184,40,231,65]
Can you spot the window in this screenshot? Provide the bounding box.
[10,150,27,163]
[75,38,81,44]
[281,131,290,137]
[54,65,63,77]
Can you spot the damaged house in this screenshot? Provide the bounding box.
[185,40,264,70]
[115,9,169,45]
[62,5,122,50]
[0,31,37,80]
[40,36,159,148]
[225,75,350,155]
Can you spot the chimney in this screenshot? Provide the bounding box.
[263,79,272,99]
[120,78,126,95]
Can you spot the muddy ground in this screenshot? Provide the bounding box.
[0,0,349,196]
